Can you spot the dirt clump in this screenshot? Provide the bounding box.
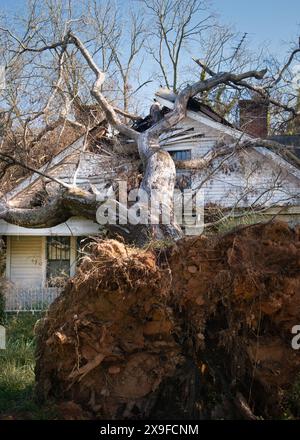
[35,240,182,419]
[35,222,300,419]
[168,221,300,418]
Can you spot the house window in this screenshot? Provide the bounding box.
[168,149,191,161]
[46,237,70,285]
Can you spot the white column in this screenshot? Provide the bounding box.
[5,236,11,279]
[41,237,47,287]
[70,236,77,277]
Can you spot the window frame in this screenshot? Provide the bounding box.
[46,236,71,283]
[167,149,192,161]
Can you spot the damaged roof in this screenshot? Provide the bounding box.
[132,88,233,133]
[156,88,233,126]
[153,89,300,171]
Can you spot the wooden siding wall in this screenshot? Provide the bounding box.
[6,235,77,287]
[165,117,300,209]
[8,236,44,287]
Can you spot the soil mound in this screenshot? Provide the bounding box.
[35,240,182,419]
[168,221,300,418]
[35,222,300,419]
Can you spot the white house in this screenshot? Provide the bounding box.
[0,135,138,311]
[154,89,300,219]
[1,90,300,310]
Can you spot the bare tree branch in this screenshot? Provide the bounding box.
[193,58,299,117]
[0,26,276,244]
[271,48,300,87]
[0,149,71,190]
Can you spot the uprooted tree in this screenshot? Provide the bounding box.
[0,30,294,242]
[0,29,300,420]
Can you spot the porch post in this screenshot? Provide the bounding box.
[70,236,77,277]
[5,236,11,279]
[41,237,47,287]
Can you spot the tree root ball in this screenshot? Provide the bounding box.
[35,240,182,419]
[35,222,300,419]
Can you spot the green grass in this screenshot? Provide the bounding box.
[0,313,57,419]
[214,212,268,234]
[282,374,300,419]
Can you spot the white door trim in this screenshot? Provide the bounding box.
[5,236,11,279]
[41,237,47,287]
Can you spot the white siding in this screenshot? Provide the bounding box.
[9,236,44,287]
[160,116,300,210]
[191,148,300,208]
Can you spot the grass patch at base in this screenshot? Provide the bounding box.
[0,313,56,419]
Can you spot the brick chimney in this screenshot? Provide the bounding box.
[239,99,269,138]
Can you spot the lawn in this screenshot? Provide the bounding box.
[0,313,57,419]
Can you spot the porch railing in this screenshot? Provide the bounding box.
[4,286,62,312]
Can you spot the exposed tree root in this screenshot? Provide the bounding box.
[35,221,300,419]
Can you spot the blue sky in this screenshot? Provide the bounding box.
[216,0,300,55]
[0,0,299,57]
[0,0,299,110]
